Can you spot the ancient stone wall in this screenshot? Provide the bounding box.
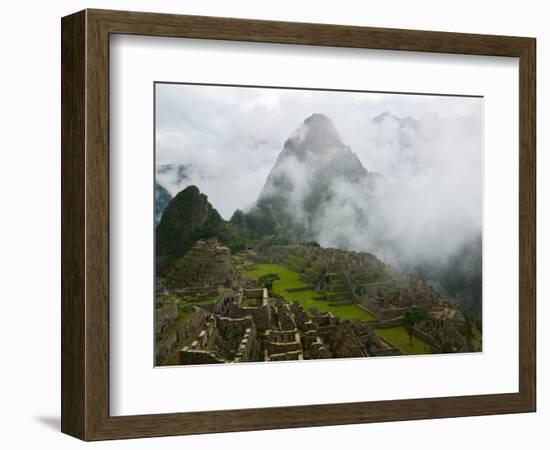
[179,349,225,365]
[242,288,263,299]
[276,303,297,331]
[188,317,217,350]
[266,338,301,355]
[411,327,438,349]
[155,308,208,365]
[359,296,406,320]
[241,305,272,331]
[289,302,310,329]
[155,303,178,336]
[216,316,255,355]
[267,350,303,361]
[234,327,258,362]
[371,317,404,329]
[307,341,331,359]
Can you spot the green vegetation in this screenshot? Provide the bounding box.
[245,263,305,289]
[233,201,279,239]
[403,308,425,346]
[156,185,246,275]
[258,272,280,295]
[231,255,245,264]
[375,327,430,355]
[176,305,197,322]
[284,254,309,270]
[255,234,296,250]
[244,263,375,321]
[301,241,320,247]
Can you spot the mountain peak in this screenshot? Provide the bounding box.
[304,112,334,128]
[280,113,347,162]
[178,184,200,197]
[246,114,370,240]
[263,114,368,193]
[156,185,222,274]
[373,111,418,130]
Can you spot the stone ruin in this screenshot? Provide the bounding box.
[179,313,260,365]
[164,239,239,290]
[250,244,472,353]
[156,240,477,365]
[155,300,178,337]
[172,288,404,365]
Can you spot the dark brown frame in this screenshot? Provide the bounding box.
[61,9,536,441]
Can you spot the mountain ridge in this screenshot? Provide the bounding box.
[240,113,374,240]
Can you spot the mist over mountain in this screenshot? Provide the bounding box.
[234,113,377,243]
[230,112,482,313]
[222,112,482,265]
[155,183,172,224]
[260,113,370,197]
[156,163,190,195]
[157,110,482,315]
[155,164,191,224]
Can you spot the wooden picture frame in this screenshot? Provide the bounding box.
[61,9,536,441]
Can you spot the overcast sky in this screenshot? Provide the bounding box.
[155,83,482,226]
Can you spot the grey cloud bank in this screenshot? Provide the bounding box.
[155,83,482,270]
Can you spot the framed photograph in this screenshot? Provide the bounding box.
[61,9,536,440]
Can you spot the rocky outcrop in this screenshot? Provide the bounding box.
[156,185,224,274]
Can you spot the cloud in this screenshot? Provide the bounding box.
[156,83,482,270]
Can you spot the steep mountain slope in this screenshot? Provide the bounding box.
[156,185,223,274]
[156,185,244,275]
[234,113,374,239]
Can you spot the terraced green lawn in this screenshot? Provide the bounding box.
[375,327,431,355]
[244,263,375,321]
